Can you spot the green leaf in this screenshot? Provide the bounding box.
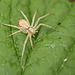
[0,0,75,75]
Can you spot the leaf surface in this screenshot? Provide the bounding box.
[0,0,75,75]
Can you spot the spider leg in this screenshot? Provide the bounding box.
[21,34,29,65]
[31,10,37,26]
[29,35,34,50]
[7,30,22,37]
[0,23,20,29]
[35,23,57,31]
[34,13,50,28]
[18,9,30,25]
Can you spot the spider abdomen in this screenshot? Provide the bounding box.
[18,19,30,29]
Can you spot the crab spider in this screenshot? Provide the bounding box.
[0,9,57,66]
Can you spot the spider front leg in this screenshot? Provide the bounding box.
[21,34,29,65]
[31,10,37,26]
[34,13,50,28]
[35,23,57,31]
[18,9,30,25]
[0,23,20,29]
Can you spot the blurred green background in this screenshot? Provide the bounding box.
[0,0,75,75]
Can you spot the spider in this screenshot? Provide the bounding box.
[0,10,57,65]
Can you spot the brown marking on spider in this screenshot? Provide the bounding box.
[0,9,57,66]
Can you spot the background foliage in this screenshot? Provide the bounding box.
[0,0,75,75]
